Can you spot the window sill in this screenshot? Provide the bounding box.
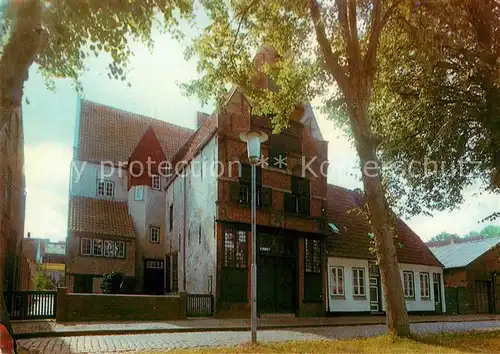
[330,295,346,300]
[267,166,288,174]
[353,295,367,300]
[404,297,416,301]
[421,297,431,301]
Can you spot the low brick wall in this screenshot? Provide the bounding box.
[56,287,187,322]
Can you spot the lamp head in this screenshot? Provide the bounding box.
[240,130,268,164]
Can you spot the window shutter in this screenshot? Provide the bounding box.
[284,193,294,213]
[256,166,262,186]
[299,196,310,216]
[230,182,241,203]
[291,176,300,195]
[240,164,251,183]
[301,179,310,196]
[261,187,272,208]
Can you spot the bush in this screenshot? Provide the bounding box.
[100,272,124,294]
[34,273,54,290]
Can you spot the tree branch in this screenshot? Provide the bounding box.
[364,0,401,75]
[347,0,361,68]
[308,0,349,93]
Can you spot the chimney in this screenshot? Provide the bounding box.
[196,112,209,130]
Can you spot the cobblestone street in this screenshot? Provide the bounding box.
[18,320,500,353]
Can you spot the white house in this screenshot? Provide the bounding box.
[325,185,446,314]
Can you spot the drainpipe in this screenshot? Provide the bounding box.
[183,174,188,291]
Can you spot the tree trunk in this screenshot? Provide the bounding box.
[0,0,43,134]
[349,96,411,337]
[0,0,42,342]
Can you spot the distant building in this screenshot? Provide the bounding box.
[20,235,66,290]
[428,236,500,314]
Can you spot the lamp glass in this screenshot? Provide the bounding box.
[240,131,268,164]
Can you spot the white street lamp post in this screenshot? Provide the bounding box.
[240,130,268,344]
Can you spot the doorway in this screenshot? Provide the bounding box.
[476,280,491,313]
[433,273,442,313]
[369,276,381,312]
[368,263,382,313]
[257,233,296,314]
[144,260,165,295]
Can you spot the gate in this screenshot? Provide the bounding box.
[3,291,57,320]
[187,294,213,317]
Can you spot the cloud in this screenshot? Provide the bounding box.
[24,142,72,241]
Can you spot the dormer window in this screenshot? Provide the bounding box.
[152,175,161,191]
[97,180,114,198]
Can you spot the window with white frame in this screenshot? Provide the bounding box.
[97,180,114,198]
[146,260,164,269]
[81,238,92,255]
[330,267,344,296]
[420,272,430,298]
[352,268,366,296]
[403,271,415,298]
[115,241,125,258]
[149,226,160,243]
[103,240,114,257]
[93,239,103,256]
[135,185,144,201]
[152,175,161,190]
[81,238,125,258]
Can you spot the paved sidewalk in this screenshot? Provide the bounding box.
[12,314,500,339]
[16,320,500,353]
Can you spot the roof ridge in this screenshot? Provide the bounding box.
[69,195,128,204]
[81,99,195,133]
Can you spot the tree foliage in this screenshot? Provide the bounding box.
[100,272,124,294]
[429,225,500,242]
[184,0,415,337]
[370,0,500,220]
[0,0,193,131]
[34,272,54,290]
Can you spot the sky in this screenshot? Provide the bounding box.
[21,28,500,243]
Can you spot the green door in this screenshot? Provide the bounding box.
[275,258,295,313]
[258,256,295,313]
[258,256,276,313]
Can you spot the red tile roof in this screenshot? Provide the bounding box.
[326,184,442,267]
[77,100,194,164]
[68,196,135,238]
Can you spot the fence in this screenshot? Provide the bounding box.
[187,294,214,317]
[3,291,57,320]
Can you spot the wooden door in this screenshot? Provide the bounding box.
[433,273,442,313]
[475,281,491,313]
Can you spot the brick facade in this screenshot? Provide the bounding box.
[213,82,329,316]
[0,109,26,291]
[442,244,500,314]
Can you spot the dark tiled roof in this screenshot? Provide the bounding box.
[68,196,135,238]
[428,236,500,268]
[77,100,194,164]
[326,184,442,267]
